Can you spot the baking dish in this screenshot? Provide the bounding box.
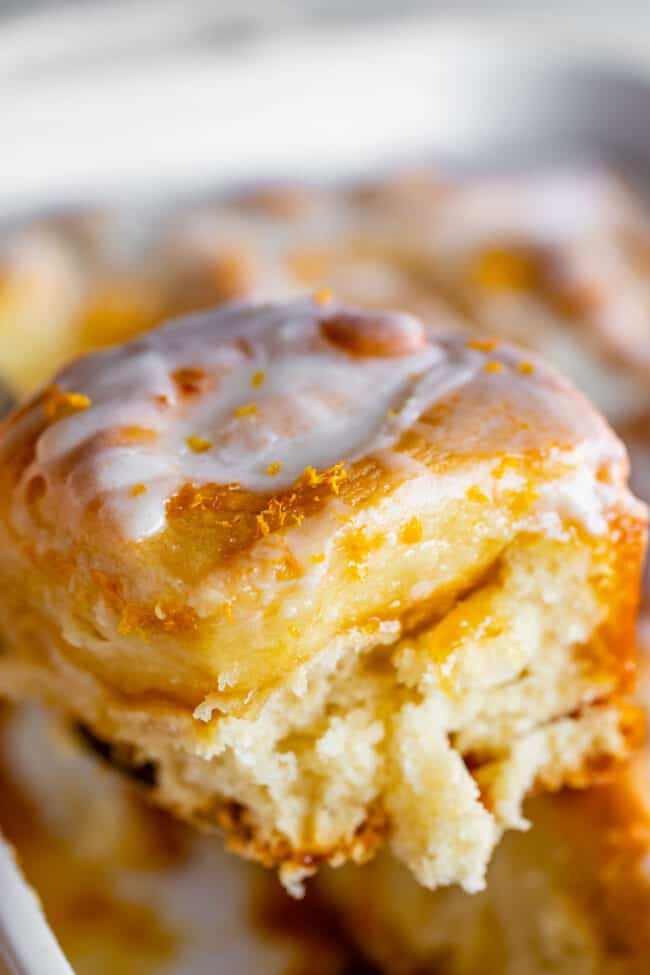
[2,9,650,974]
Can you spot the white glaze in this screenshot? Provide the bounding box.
[13,298,477,539]
[8,297,629,542]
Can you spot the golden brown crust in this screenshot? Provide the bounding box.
[583,513,648,694]
[213,799,388,874]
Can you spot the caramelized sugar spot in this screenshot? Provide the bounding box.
[144,459,388,585]
[172,366,206,396]
[320,311,425,358]
[25,474,47,505]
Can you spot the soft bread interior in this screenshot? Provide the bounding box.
[146,533,636,894]
[0,529,638,895]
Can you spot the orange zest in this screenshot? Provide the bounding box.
[233,403,257,417]
[44,385,92,421]
[186,435,213,453]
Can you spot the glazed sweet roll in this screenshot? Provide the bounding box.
[0,296,645,894]
[423,169,650,425]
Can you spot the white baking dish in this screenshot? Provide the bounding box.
[2,8,650,974]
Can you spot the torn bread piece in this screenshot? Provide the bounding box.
[315,767,650,975]
[314,618,650,974]
[0,296,645,894]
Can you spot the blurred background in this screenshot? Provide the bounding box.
[2,3,650,974]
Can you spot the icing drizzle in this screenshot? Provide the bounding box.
[14,299,471,538]
[7,297,625,541]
